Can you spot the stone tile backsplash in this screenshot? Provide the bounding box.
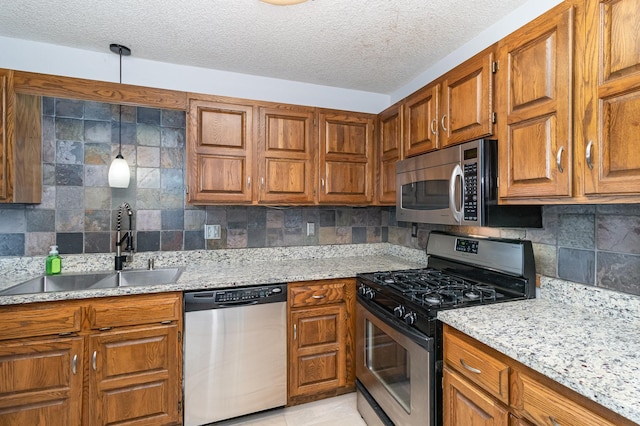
[0,97,638,297]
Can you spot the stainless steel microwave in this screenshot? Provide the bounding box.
[396,139,542,228]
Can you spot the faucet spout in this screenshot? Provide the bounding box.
[115,202,134,271]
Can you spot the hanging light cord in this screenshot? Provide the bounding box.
[117,46,123,158]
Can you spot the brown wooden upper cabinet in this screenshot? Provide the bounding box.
[318,111,374,204]
[404,82,440,157]
[496,2,574,201]
[0,69,42,204]
[441,49,495,147]
[376,102,403,205]
[402,48,495,158]
[577,0,640,198]
[186,98,254,204]
[258,106,316,204]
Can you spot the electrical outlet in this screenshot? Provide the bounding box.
[306,222,315,236]
[205,224,221,240]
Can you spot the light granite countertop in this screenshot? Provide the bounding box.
[438,277,640,425]
[0,243,428,305]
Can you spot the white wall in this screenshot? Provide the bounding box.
[0,0,563,113]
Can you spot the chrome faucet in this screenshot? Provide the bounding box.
[115,202,134,271]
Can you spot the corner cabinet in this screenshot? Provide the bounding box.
[318,112,375,204]
[0,68,42,204]
[0,293,183,426]
[443,325,636,426]
[376,102,403,205]
[496,2,574,201]
[287,278,356,405]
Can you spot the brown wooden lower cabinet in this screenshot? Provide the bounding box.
[0,293,183,426]
[443,325,636,426]
[287,278,356,405]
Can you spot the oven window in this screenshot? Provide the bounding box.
[401,180,449,211]
[365,320,411,413]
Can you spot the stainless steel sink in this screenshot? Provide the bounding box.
[0,272,116,296]
[93,267,183,288]
[0,267,182,296]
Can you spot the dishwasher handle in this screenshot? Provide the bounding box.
[185,283,287,312]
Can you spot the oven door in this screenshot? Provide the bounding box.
[356,299,434,426]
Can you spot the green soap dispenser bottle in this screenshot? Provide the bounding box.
[46,245,62,275]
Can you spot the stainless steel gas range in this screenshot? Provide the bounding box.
[355,231,536,426]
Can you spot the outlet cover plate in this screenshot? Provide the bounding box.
[205,224,221,240]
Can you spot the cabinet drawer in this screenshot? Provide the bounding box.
[289,280,347,308]
[87,292,181,329]
[513,371,619,426]
[444,331,510,404]
[0,302,82,340]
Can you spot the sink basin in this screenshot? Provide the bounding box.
[0,272,116,296]
[0,267,182,296]
[111,267,183,287]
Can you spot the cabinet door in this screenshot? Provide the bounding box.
[404,83,439,157]
[580,0,640,195]
[186,99,254,204]
[441,50,495,147]
[289,304,347,398]
[443,367,509,426]
[87,324,181,426]
[0,69,10,201]
[0,336,83,426]
[258,106,316,204]
[497,4,574,200]
[318,112,374,204]
[376,103,402,205]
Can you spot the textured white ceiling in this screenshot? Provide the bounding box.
[0,0,531,94]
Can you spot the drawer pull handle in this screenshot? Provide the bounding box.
[312,294,326,299]
[460,359,481,374]
[72,354,78,375]
[92,351,97,371]
[549,416,560,426]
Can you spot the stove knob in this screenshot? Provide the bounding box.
[403,312,417,326]
[365,288,376,300]
[358,285,367,296]
[393,305,405,318]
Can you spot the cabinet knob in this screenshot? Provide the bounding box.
[586,140,594,170]
[92,350,97,371]
[247,176,251,189]
[72,354,78,375]
[321,178,325,188]
[556,146,565,173]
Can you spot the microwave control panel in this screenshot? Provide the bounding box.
[463,162,478,221]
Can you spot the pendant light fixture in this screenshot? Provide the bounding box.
[108,43,132,188]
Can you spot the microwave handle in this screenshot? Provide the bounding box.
[449,164,463,223]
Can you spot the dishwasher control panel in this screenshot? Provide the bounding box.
[215,286,283,302]
[184,283,287,311]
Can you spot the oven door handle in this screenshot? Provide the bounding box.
[449,164,463,223]
[357,296,433,351]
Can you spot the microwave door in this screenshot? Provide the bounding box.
[397,163,462,225]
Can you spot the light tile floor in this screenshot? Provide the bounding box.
[214,393,367,426]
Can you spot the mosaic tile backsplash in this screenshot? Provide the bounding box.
[0,97,638,297]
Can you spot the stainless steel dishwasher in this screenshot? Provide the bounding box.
[183,284,287,426]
